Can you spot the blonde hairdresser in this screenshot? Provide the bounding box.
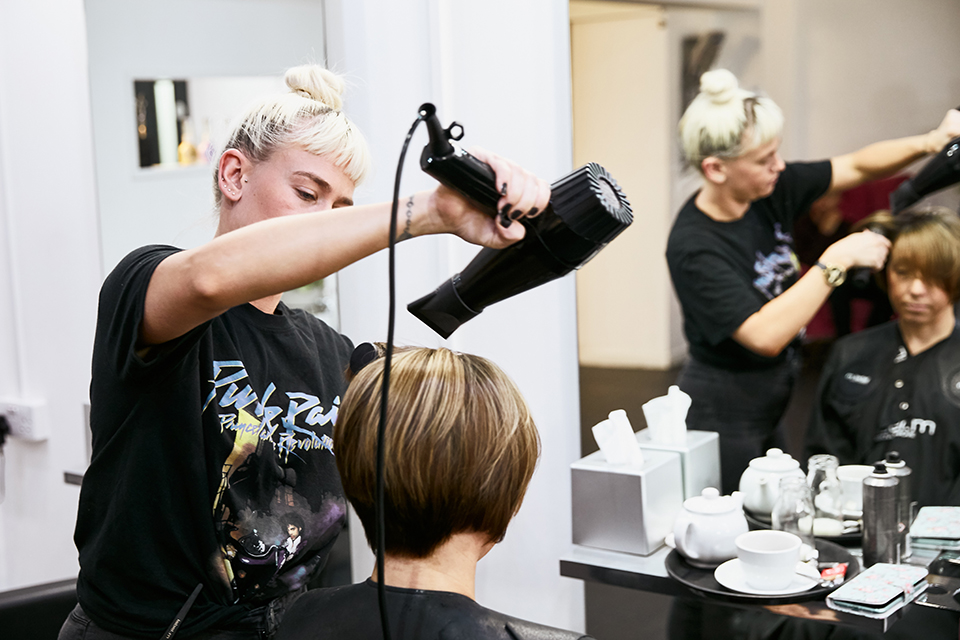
[63,63,550,640]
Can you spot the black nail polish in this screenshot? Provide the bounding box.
[528,207,539,218]
[499,212,512,228]
[510,208,523,221]
[500,204,512,218]
[501,183,508,196]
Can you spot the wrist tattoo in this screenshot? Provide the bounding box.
[398,195,415,242]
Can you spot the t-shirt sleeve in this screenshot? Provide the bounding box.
[674,249,764,346]
[770,161,833,227]
[95,244,209,383]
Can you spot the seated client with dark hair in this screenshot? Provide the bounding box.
[805,206,960,508]
[275,347,592,640]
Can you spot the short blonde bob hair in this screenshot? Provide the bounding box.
[856,207,960,302]
[213,64,371,208]
[679,69,784,172]
[334,347,540,558]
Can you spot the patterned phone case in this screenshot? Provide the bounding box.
[826,563,928,618]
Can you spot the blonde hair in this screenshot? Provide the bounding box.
[334,348,540,558]
[679,69,784,172]
[213,64,371,208]
[859,207,960,302]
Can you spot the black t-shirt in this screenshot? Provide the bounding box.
[275,579,593,640]
[666,161,833,370]
[75,245,354,637]
[804,320,960,508]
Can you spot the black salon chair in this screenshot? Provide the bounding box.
[0,578,76,639]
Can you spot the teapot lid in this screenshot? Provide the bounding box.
[748,448,800,473]
[683,487,741,515]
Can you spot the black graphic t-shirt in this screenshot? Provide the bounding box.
[805,320,960,508]
[666,161,832,370]
[75,245,354,637]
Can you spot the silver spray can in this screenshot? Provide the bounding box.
[884,451,913,560]
[862,462,899,567]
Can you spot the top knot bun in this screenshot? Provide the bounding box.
[285,65,345,110]
[699,69,740,105]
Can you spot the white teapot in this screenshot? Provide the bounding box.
[738,448,806,520]
[672,487,749,568]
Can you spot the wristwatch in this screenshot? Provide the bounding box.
[815,261,846,287]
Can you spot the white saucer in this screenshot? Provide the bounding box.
[714,559,820,596]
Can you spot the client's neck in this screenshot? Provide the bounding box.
[372,531,494,599]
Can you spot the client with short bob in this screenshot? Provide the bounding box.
[275,347,591,640]
[335,347,540,557]
[855,206,960,302]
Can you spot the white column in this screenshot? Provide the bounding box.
[330,0,584,631]
[0,0,101,589]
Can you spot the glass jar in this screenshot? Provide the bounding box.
[807,454,845,537]
[771,476,815,550]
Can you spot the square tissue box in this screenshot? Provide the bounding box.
[634,429,720,499]
[571,448,683,556]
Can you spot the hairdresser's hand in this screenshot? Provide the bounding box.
[925,108,960,154]
[819,229,891,271]
[425,147,551,249]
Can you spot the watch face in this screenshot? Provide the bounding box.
[823,264,847,287]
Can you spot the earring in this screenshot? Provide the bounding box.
[242,178,248,183]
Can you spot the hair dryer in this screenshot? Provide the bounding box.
[408,104,633,338]
[890,136,960,214]
[848,134,960,288]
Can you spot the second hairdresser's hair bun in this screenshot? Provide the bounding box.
[285,65,345,111]
[699,69,739,105]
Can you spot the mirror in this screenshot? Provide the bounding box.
[132,76,284,170]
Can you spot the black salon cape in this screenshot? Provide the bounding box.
[275,579,592,640]
[805,319,960,508]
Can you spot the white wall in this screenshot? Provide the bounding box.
[0,0,101,589]
[328,0,585,631]
[802,0,960,161]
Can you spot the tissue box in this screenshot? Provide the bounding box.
[634,429,720,499]
[571,449,683,556]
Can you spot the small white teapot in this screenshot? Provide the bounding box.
[738,448,806,520]
[672,487,749,568]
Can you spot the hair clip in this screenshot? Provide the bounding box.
[348,342,381,378]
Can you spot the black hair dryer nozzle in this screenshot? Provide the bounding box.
[409,104,633,338]
[890,135,960,214]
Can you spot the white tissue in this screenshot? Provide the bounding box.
[592,409,645,466]
[641,385,691,445]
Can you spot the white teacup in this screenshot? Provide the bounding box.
[735,530,802,591]
[837,464,873,515]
